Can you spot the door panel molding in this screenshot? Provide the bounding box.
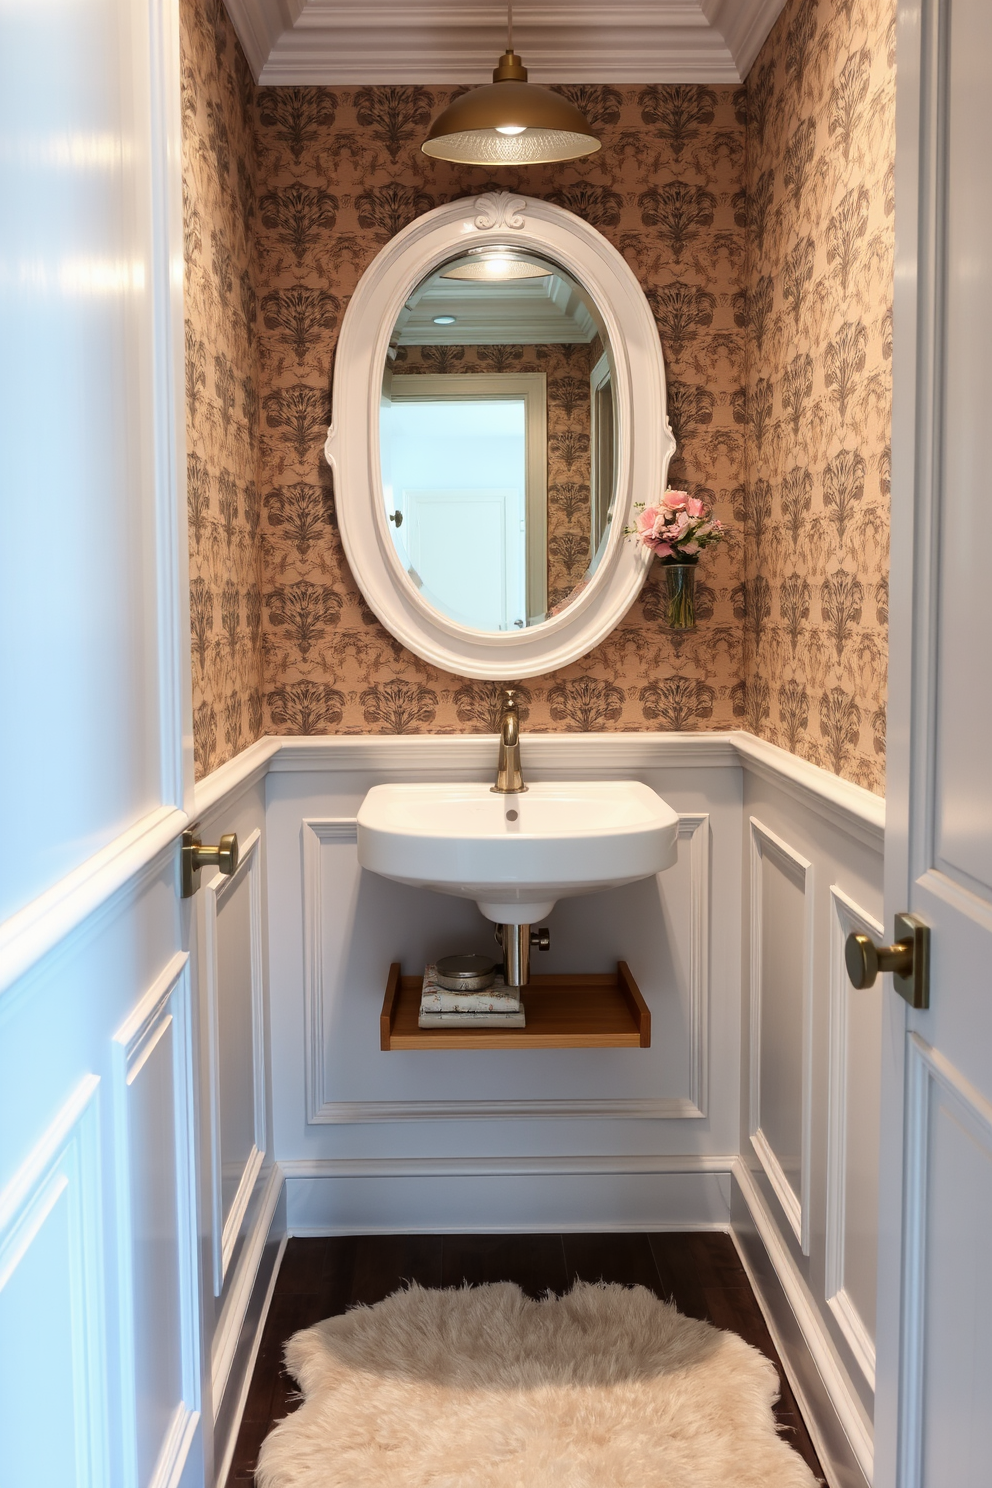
[899,1033,992,1488]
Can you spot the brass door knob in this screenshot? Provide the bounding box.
[845,933,912,988]
[844,912,930,1009]
[181,828,239,898]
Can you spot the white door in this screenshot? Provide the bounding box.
[405,487,522,630]
[876,3,992,1484]
[0,1,203,1486]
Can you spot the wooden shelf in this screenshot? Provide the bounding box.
[379,962,650,1050]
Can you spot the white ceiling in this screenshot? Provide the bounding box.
[226,0,789,87]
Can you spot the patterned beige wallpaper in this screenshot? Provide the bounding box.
[180,1,893,792]
[253,84,746,740]
[180,0,264,776]
[741,0,895,793]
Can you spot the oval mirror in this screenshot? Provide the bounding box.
[325,193,674,679]
[380,245,617,632]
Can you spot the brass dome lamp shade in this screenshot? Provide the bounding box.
[422,7,600,166]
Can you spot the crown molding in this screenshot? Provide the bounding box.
[222,0,788,87]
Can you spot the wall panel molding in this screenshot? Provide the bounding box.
[111,953,200,1488]
[0,1075,107,1488]
[302,813,709,1124]
[201,829,266,1294]
[825,886,884,1390]
[748,817,814,1254]
[733,1158,873,1485]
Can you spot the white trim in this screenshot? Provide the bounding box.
[148,0,194,817]
[210,1160,285,1423]
[213,1229,288,1488]
[279,1153,735,1180]
[302,812,708,1124]
[302,818,359,1126]
[734,1158,874,1484]
[748,818,814,1254]
[193,737,280,819]
[733,732,885,850]
[226,0,788,87]
[229,730,884,840]
[0,804,187,999]
[271,731,738,776]
[200,829,266,1294]
[0,1075,107,1488]
[825,886,883,1390]
[899,1035,992,1488]
[111,954,200,1488]
[325,193,673,679]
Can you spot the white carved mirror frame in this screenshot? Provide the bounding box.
[324,191,675,679]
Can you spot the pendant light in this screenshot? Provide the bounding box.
[422,5,600,166]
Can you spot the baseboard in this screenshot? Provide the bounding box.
[732,1160,871,1488]
[282,1155,734,1235]
[211,1166,287,1487]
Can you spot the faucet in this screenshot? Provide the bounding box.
[492,688,527,794]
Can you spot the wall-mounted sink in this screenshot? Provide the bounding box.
[356,781,680,924]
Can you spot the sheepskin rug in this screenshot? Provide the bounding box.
[255,1281,818,1487]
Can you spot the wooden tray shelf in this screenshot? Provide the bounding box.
[379,961,650,1050]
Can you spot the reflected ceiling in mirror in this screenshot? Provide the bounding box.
[379,246,618,634]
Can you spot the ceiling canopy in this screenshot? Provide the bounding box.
[225,1,788,87]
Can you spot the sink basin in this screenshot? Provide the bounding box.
[356,781,680,923]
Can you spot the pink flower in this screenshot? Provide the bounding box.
[681,541,700,555]
[686,497,705,517]
[647,539,674,558]
[661,488,689,511]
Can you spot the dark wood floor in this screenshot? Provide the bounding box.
[226,1231,823,1485]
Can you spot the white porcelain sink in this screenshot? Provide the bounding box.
[357,781,680,924]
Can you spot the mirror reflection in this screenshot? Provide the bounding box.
[379,246,617,632]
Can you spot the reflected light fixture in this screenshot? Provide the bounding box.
[422,5,600,166]
[441,250,552,282]
[432,315,457,324]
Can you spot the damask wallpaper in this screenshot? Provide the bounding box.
[252,83,746,742]
[180,0,894,793]
[180,0,264,777]
[741,0,895,792]
[391,341,594,610]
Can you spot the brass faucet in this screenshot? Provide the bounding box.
[492,688,527,794]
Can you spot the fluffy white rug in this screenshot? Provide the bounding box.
[256,1281,819,1487]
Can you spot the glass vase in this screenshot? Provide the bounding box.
[664,563,697,630]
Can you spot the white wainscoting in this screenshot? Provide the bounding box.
[825,887,884,1391]
[200,829,266,1294]
[111,953,200,1488]
[0,1075,107,1488]
[300,811,711,1124]
[748,817,814,1255]
[736,758,883,1488]
[898,1035,992,1488]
